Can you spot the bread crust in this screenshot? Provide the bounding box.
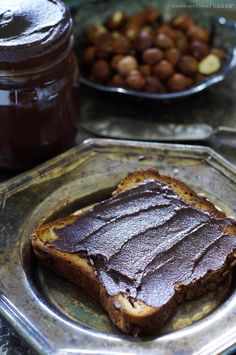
[31,169,236,335]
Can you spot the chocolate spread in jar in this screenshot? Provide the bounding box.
[0,0,79,169]
[0,0,71,67]
[53,180,236,308]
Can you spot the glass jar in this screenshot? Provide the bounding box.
[0,0,79,169]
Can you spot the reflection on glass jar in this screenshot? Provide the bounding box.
[0,0,80,169]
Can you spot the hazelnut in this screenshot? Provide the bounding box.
[198,54,221,75]
[134,31,153,51]
[141,25,152,33]
[143,7,160,24]
[125,26,140,40]
[153,60,174,80]
[172,13,195,30]
[128,12,146,27]
[112,34,131,54]
[178,55,198,76]
[187,25,210,43]
[194,72,205,82]
[126,70,146,90]
[154,32,175,49]
[95,33,114,53]
[111,31,121,39]
[106,11,126,30]
[109,74,126,87]
[175,35,189,54]
[95,49,110,59]
[184,76,194,88]
[142,48,164,65]
[167,73,193,92]
[90,60,111,81]
[111,54,124,69]
[157,25,178,40]
[117,55,138,75]
[145,76,165,93]
[87,25,107,43]
[211,48,225,60]
[139,64,152,76]
[165,48,181,66]
[82,46,97,65]
[175,29,187,39]
[190,40,209,60]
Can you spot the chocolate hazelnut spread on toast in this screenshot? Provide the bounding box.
[53,180,236,308]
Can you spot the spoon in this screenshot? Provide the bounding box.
[82,116,236,147]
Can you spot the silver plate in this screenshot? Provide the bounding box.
[0,138,236,355]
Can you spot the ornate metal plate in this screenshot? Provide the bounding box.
[0,138,236,354]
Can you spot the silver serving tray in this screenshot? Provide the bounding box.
[0,138,236,355]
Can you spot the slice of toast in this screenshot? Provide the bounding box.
[31,169,236,335]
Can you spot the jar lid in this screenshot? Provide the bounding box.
[0,0,72,66]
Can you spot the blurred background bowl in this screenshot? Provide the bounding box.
[70,0,236,100]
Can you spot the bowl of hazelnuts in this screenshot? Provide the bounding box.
[76,4,236,99]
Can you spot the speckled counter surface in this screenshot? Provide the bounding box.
[0,318,35,355]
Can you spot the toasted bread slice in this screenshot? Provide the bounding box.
[31,169,236,335]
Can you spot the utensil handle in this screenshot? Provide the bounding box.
[214,17,236,48]
[216,17,236,30]
[213,126,236,148]
[217,126,236,134]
